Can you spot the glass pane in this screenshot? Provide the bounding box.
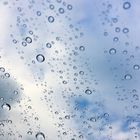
[0,0,139,139]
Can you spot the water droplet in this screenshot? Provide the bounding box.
[0,67,5,72]
[85,89,92,95]
[104,32,108,36]
[13,39,17,44]
[109,48,116,55]
[90,117,96,122]
[123,2,131,10]
[22,41,27,47]
[79,71,84,75]
[27,131,32,135]
[67,4,73,10]
[112,18,118,23]
[36,54,45,63]
[1,103,11,111]
[124,74,132,80]
[49,4,54,10]
[113,37,119,42]
[48,16,54,23]
[79,46,85,51]
[0,97,4,101]
[46,43,52,48]
[133,64,140,70]
[59,8,64,14]
[123,50,128,55]
[25,37,32,43]
[115,27,120,32]
[62,80,67,84]
[29,30,33,35]
[36,132,45,140]
[123,28,129,33]
[65,115,70,119]
[14,90,18,95]
[37,11,41,16]
[56,0,62,3]
[0,123,4,127]
[4,73,10,78]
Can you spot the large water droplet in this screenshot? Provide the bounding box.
[133,64,140,70]
[1,103,11,111]
[124,74,132,80]
[36,132,45,140]
[48,16,54,23]
[25,37,32,44]
[123,2,131,10]
[109,48,116,55]
[36,54,45,63]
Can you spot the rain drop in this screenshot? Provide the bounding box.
[46,43,52,48]
[122,28,129,34]
[36,132,45,140]
[25,37,32,44]
[79,46,85,51]
[1,103,11,111]
[124,74,132,80]
[36,54,45,63]
[67,4,73,10]
[123,2,131,10]
[59,8,65,14]
[37,11,41,16]
[48,16,54,23]
[133,64,140,70]
[109,48,116,55]
[49,4,54,10]
[85,89,92,95]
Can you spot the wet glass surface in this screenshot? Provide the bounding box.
[0,0,140,139]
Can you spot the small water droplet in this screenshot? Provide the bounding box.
[4,73,10,78]
[0,67,5,72]
[79,71,84,75]
[25,37,32,44]
[46,43,52,48]
[90,117,96,122]
[123,2,131,10]
[27,131,32,135]
[113,37,119,42]
[85,89,92,95]
[79,46,85,51]
[36,54,45,63]
[115,27,121,32]
[48,16,54,23]
[37,11,41,16]
[22,41,27,47]
[65,115,70,119]
[59,8,64,14]
[56,0,62,3]
[49,4,54,10]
